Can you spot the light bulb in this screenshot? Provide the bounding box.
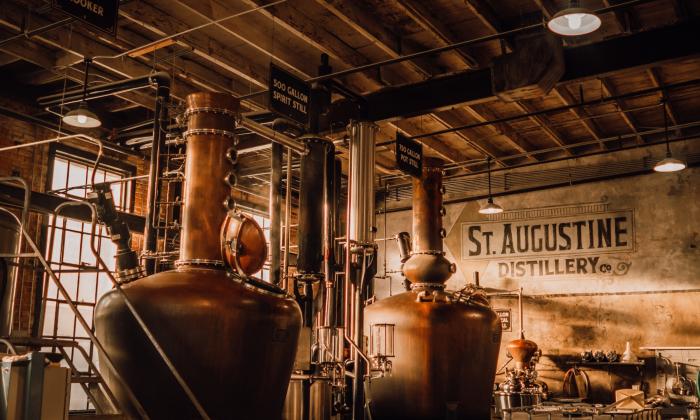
[566,13,584,29]
[77,114,88,124]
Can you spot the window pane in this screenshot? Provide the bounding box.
[51,159,68,190]
[77,273,97,303]
[62,230,81,265]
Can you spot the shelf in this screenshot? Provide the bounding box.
[566,361,645,366]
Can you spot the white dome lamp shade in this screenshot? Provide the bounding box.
[63,101,102,128]
[478,157,504,215]
[547,2,601,37]
[654,104,686,173]
[62,58,102,128]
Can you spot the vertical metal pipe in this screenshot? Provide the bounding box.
[297,138,330,276]
[282,149,293,289]
[144,84,170,275]
[322,155,338,328]
[347,122,377,245]
[346,121,377,420]
[270,143,283,285]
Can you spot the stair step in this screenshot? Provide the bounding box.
[71,375,101,384]
[68,414,124,419]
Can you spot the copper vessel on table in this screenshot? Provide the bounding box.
[95,92,302,419]
[365,158,502,420]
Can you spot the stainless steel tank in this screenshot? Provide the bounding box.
[94,92,302,419]
[364,158,502,420]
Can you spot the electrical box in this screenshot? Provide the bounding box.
[0,352,70,420]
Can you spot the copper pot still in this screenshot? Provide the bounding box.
[365,158,502,420]
[94,92,302,419]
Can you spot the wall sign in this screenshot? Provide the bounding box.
[395,133,422,178]
[461,209,635,278]
[53,0,120,36]
[269,64,310,126]
[494,309,512,332]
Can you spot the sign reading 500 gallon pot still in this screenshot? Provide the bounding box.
[269,64,310,127]
[395,133,423,178]
[461,209,635,278]
[53,0,120,36]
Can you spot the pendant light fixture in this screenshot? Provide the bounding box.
[479,157,504,215]
[547,0,602,37]
[62,58,102,128]
[654,103,686,173]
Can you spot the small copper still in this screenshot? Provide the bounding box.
[95,93,302,419]
[364,158,502,420]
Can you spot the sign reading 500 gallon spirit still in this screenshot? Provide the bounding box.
[269,64,310,126]
[461,209,635,278]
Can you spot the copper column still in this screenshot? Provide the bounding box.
[95,93,302,419]
[364,158,502,420]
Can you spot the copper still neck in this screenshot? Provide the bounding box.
[402,158,455,286]
[179,92,239,265]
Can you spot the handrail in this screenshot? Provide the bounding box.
[0,206,140,418]
[0,177,30,335]
[57,200,211,420]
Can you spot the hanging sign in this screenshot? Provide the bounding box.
[494,309,512,332]
[269,64,310,126]
[395,133,422,178]
[53,0,120,36]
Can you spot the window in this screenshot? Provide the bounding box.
[42,149,133,411]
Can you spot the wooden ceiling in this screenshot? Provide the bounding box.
[1,0,699,186]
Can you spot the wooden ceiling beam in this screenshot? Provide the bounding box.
[393,0,479,68]
[552,87,608,149]
[0,53,20,67]
[600,78,644,144]
[385,1,545,161]
[119,1,268,90]
[0,3,205,104]
[647,67,680,133]
[314,0,429,80]
[0,29,154,111]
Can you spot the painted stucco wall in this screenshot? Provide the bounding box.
[371,140,700,400]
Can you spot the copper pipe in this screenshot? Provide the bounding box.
[412,158,445,253]
[402,158,455,285]
[179,93,239,263]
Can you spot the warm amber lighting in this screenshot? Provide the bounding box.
[479,197,504,215]
[654,155,686,173]
[547,7,601,36]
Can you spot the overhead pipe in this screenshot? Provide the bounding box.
[381,119,700,185]
[238,0,659,101]
[378,77,700,144]
[239,117,308,155]
[38,72,171,107]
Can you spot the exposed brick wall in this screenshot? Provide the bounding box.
[0,99,149,337]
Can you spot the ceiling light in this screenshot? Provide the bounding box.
[63,101,102,128]
[653,102,685,173]
[478,157,504,215]
[654,155,686,173]
[62,58,101,128]
[547,4,601,36]
[479,197,504,215]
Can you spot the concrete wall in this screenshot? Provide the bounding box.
[372,140,700,401]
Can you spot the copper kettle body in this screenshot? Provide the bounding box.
[365,159,502,420]
[94,93,302,419]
